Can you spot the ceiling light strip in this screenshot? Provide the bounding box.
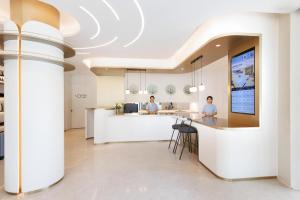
[74,36,118,50]
[76,52,91,55]
[79,6,101,40]
[102,0,120,21]
[123,0,145,47]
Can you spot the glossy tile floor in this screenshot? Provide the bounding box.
[0,129,300,200]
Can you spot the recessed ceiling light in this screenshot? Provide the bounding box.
[216,44,221,47]
[102,0,120,21]
[83,59,91,68]
[123,0,145,47]
[79,6,101,40]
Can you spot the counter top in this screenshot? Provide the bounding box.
[86,108,259,129]
[174,112,259,129]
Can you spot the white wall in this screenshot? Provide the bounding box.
[71,71,97,128]
[168,13,281,179]
[124,72,197,103]
[124,56,228,118]
[276,10,300,190]
[290,9,300,190]
[97,76,124,107]
[277,14,291,187]
[68,56,228,128]
[198,56,228,119]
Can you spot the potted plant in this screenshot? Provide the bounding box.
[115,103,123,115]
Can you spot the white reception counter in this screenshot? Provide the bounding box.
[85,108,174,143]
[85,108,275,180]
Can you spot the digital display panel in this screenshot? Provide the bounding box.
[231,47,255,115]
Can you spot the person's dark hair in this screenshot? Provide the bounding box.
[207,96,213,100]
[150,96,155,99]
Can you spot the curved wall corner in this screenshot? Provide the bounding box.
[3,20,21,194]
[4,20,65,193]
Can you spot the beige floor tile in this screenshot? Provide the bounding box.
[0,129,299,200]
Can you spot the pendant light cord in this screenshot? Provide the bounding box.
[200,56,203,84]
[126,69,129,89]
[192,62,196,86]
[140,70,142,91]
[144,69,147,91]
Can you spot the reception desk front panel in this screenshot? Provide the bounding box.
[86,108,276,180]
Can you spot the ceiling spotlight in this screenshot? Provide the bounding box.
[125,89,130,95]
[216,44,221,47]
[139,90,143,95]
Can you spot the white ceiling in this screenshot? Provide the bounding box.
[42,0,300,57]
[2,0,300,72]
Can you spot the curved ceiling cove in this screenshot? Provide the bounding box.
[60,12,80,37]
[79,6,101,40]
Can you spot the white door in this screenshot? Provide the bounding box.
[71,83,87,128]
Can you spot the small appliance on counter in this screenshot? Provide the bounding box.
[124,103,139,113]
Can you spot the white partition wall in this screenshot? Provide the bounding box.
[4,20,66,193]
[290,9,300,190]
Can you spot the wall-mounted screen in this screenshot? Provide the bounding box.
[231,47,255,115]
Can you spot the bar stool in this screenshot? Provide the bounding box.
[168,118,185,149]
[177,120,198,160]
[172,118,192,154]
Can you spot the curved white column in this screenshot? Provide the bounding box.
[4,20,65,193]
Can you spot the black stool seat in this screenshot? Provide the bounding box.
[169,119,188,149]
[177,124,198,160]
[178,125,198,134]
[172,123,188,130]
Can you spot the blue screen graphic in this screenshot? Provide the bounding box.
[231,48,255,115]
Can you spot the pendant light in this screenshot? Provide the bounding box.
[143,69,148,94]
[189,59,197,93]
[198,55,206,91]
[125,68,130,94]
[138,70,143,94]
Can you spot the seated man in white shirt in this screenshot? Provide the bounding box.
[146,96,158,114]
[202,96,217,117]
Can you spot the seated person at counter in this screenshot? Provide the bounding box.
[146,96,158,114]
[202,96,217,117]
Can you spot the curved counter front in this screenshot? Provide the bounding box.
[86,108,276,181]
[86,108,174,143]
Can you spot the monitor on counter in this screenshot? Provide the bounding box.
[230,47,255,115]
[124,103,138,113]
